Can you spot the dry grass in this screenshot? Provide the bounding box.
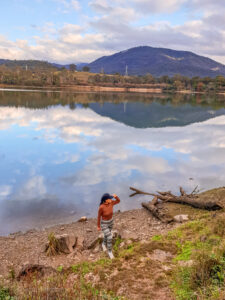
[45,233,62,256]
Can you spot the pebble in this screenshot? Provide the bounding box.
[78,216,87,222]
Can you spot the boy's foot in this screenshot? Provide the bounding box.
[108,251,114,259]
[102,243,107,252]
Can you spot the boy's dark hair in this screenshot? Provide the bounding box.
[100,193,113,205]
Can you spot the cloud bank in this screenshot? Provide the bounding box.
[0,0,225,64]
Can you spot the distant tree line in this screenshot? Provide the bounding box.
[88,73,225,93]
[0,63,225,93]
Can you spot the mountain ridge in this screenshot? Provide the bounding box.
[1,46,225,78]
[87,46,225,78]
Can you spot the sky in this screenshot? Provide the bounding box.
[0,0,225,64]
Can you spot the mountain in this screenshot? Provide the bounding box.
[87,46,225,78]
[89,102,225,128]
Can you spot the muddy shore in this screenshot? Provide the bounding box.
[0,208,175,279]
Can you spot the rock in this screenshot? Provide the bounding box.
[178,260,193,267]
[120,230,139,240]
[162,265,172,272]
[112,230,121,239]
[173,214,189,223]
[45,234,77,255]
[76,236,85,250]
[86,229,92,233]
[78,216,87,222]
[85,230,120,250]
[119,242,125,248]
[200,235,207,242]
[126,239,133,245]
[86,235,102,250]
[92,246,100,254]
[151,249,173,262]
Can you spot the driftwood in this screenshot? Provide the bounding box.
[130,186,223,223]
[142,197,174,223]
[130,187,223,210]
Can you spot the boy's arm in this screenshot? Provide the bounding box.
[112,194,120,205]
[97,206,102,228]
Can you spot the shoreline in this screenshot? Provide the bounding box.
[0,84,162,94]
[1,84,225,96]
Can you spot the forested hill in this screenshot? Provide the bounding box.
[87,46,225,78]
[0,59,57,70]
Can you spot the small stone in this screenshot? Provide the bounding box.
[78,216,87,222]
[179,260,193,267]
[151,249,173,262]
[60,227,65,231]
[200,235,207,242]
[173,214,189,223]
[92,246,100,254]
[119,242,125,248]
[86,229,92,233]
[127,239,133,245]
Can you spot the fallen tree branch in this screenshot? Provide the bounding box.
[141,201,173,223]
[129,187,156,198]
[130,186,223,211]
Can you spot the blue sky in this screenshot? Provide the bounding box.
[0,0,224,64]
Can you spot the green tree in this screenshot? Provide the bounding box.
[82,66,90,72]
[69,64,77,72]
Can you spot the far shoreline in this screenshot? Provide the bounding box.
[1,84,225,96]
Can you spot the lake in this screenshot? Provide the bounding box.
[0,89,225,235]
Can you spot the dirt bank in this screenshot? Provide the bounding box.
[0,208,175,279]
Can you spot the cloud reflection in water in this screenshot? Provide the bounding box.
[0,102,225,235]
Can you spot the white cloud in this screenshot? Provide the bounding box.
[15,176,47,201]
[71,0,80,10]
[54,0,81,12]
[132,0,185,14]
[0,185,12,199]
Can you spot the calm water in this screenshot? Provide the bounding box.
[0,90,225,235]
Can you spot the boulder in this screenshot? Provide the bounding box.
[85,230,120,250]
[173,214,189,223]
[120,229,139,240]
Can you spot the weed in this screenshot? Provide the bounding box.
[45,232,62,256]
[8,268,15,280]
[171,267,196,300]
[71,262,91,275]
[152,235,162,241]
[113,237,122,254]
[175,241,193,261]
[212,216,225,237]
[191,251,224,289]
[0,286,15,300]
[57,265,63,273]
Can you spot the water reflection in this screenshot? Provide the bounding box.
[0,90,225,235]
